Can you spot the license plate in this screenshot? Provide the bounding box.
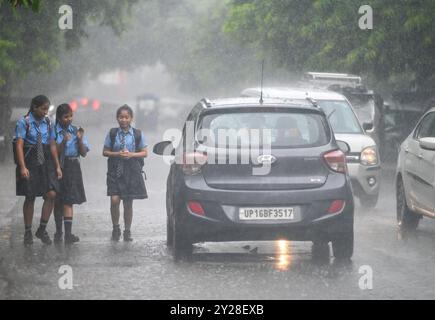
[239,207,295,220]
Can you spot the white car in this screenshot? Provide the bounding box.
[242,87,381,208]
[396,107,435,231]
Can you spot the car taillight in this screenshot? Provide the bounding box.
[70,101,78,112]
[92,100,101,111]
[328,200,345,214]
[80,98,89,106]
[188,201,205,216]
[182,152,208,175]
[324,149,347,173]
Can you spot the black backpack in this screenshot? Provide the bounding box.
[109,127,145,168]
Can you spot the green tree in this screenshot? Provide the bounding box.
[224,0,435,94]
[0,0,138,128]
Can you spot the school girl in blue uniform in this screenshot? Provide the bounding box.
[53,103,90,244]
[103,105,148,242]
[15,95,62,246]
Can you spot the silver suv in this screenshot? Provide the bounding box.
[396,107,435,231]
[242,87,381,208]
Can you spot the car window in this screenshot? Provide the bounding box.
[313,100,363,134]
[348,97,376,124]
[416,112,435,139]
[198,110,330,148]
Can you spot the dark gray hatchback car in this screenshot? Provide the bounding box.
[154,97,354,260]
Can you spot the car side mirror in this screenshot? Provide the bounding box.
[419,137,435,151]
[336,140,350,154]
[153,141,175,156]
[363,122,374,131]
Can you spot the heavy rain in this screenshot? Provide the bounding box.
[0,0,435,303]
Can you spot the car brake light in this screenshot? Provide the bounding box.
[324,150,347,173]
[182,152,207,175]
[328,200,345,214]
[80,98,89,106]
[188,201,205,216]
[92,100,101,110]
[70,101,78,112]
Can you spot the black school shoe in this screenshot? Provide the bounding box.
[111,227,121,241]
[35,228,52,245]
[65,234,80,245]
[54,232,63,244]
[24,231,33,246]
[123,230,133,242]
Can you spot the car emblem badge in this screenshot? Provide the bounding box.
[257,155,277,164]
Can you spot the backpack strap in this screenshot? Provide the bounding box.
[24,115,51,139]
[46,117,51,134]
[24,115,30,137]
[109,128,118,151]
[133,128,142,152]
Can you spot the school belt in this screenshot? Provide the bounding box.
[64,156,80,161]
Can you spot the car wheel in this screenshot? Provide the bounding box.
[166,216,173,247]
[396,178,420,232]
[172,214,193,261]
[359,193,378,208]
[331,230,354,260]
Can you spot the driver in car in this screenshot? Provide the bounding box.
[275,116,307,146]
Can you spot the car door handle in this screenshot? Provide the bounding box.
[404,148,409,153]
[418,154,423,159]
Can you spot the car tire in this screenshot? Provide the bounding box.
[396,178,420,232]
[359,193,378,208]
[172,214,193,261]
[331,230,354,260]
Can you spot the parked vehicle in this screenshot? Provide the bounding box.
[242,87,381,208]
[154,97,355,260]
[302,72,384,147]
[396,107,435,232]
[135,94,193,132]
[380,102,426,162]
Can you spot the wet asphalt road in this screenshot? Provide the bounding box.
[1,125,435,300]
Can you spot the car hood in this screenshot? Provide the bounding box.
[335,133,377,153]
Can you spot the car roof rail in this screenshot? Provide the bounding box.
[305,94,319,108]
[200,98,212,108]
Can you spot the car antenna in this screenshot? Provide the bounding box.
[259,60,264,104]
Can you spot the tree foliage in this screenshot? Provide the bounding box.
[224,0,435,92]
[0,0,138,126]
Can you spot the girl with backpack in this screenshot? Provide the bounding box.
[103,104,148,242]
[53,103,90,244]
[14,95,62,246]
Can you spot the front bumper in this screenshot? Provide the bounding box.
[347,162,380,197]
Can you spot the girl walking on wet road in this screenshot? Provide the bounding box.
[103,105,148,242]
[53,103,90,244]
[14,95,62,246]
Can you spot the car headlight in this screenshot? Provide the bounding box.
[360,146,378,166]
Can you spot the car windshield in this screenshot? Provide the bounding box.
[347,96,376,124]
[314,100,363,134]
[198,110,330,148]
